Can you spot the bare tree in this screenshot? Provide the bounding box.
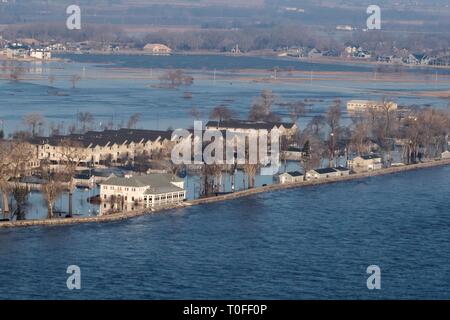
[10,66,24,82]
[209,105,235,125]
[40,160,65,219]
[248,90,281,122]
[70,75,81,89]
[23,113,45,137]
[159,69,194,88]
[0,141,35,219]
[58,139,87,217]
[188,106,202,120]
[77,112,94,133]
[48,75,56,85]
[326,100,342,167]
[287,101,306,123]
[127,113,142,129]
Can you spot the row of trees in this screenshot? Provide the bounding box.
[17,111,144,138]
[193,90,450,195]
[0,138,87,220]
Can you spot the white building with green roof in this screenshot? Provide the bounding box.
[100,173,185,208]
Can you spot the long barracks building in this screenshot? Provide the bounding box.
[29,128,177,167]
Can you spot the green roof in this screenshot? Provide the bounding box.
[101,173,184,191]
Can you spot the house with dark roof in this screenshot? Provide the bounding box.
[205,119,297,134]
[404,53,431,65]
[335,166,350,176]
[100,173,185,208]
[278,171,304,184]
[305,167,340,180]
[30,128,176,167]
[5,43,31,58]
[347,155,382,173]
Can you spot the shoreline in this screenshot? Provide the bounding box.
[56,50,450,71]
[2,158,450,229]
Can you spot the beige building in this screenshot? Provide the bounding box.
[100,173,185,208]
[30,48,52,60]
[305,168,340,180]
[278,171,304,184]
[206,119,297,137]
[347,100,398,112]
[143,43,172,55]
[30,129,176,168]
[441,151,450,159]
[347,155,383,173]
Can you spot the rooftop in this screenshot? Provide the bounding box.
[360,155,382,160]
[101,173,183,190]
[30,128,173,148]
[206,119,295,131]
[313,168,338,174]
[287,171,304,177]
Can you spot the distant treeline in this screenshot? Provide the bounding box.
[4,21,450,56]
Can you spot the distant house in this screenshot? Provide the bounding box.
[105,44,120,53]
[347,155,382,173]
[48,43,67,52]
[431,55,450,66]
[30,48,51,60]
[441,151,450,159]
[282,146,304,160]
[322,49,340,57]
[286,47,303,58]
[308,48,322,58]
[100,173,185,208]
[230,44,241,55]
[143,43,172,55]
[305,168,340,180]
[404,53,430,65]
[335,166,350,176]
[347,100,398,113]
[278,171,304,184]
[205,119,298,139]
[5,43,30,58]
[356,50,371,59]
[343,45,372,59]
[377,55,393,63]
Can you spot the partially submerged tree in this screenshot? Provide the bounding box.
[248,90,281,122]
[127,113,142,129]
[70,75,81,89]
[0,141,35,219]
[209,105,235,125]
[188,106,202,120]
[23,113,45,137]
[326,100,342,167]
[58,139,87,217]
[40,160,65,219]
[77,112,94,133]
[159,69,194,88]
